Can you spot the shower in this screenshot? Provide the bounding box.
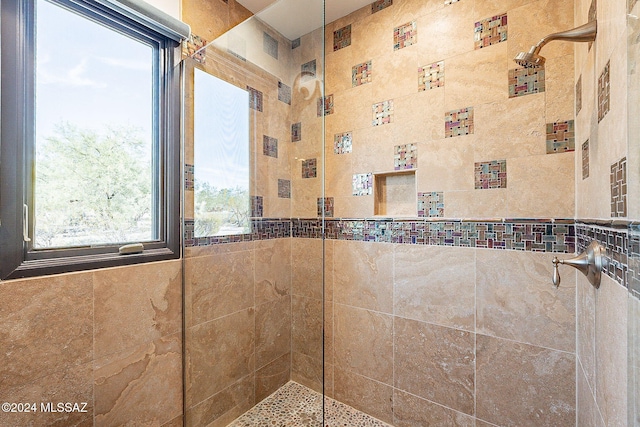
[514,20,597,67]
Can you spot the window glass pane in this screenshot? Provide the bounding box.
[34,0,154,248]
[193,68,250,237]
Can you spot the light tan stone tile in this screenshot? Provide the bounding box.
[185,375,254,427]
[255,353,290,403]
[416,0,475,63]
[255,239,291,305]
[445,189,508,219]
[291,295,323,361]
[255,297,291,370]
[393,389,474,427]
[416,136,476,192]
[333,367,393,424]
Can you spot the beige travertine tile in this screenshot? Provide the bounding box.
[473,0,535,19]
[393,89,446,144]
[372,47,419,101]
[185,374,254,427]
[255,296,291,370]
[0,362,93,427]
[394,317,475,415]
[334,304,393,385]
[351,4,395,62]
[325,149,353,198]
[184,249,255,326]
[326,86,376,133]
[476,249,575,352]
[577,360,603,427]
[0,272,93,390]
[333,240,394,313]
[162,414,185,427]
[595,0,626,73]
[577,272,596,391]
[445,189,508,219]
[291,295,323,361]
[255,352,291,403]
[392,389,474,427]
[94,333,182,427]
[291,351,323,394]
[184,241,254,258]
[506,152,575,218]
[394,245,475,331]
[185,309,255,407]
[393,0,444,24]
[476,334,575,426]
[352,124,397,174]
[292,238,323,299]
[416,0,475,63]
[333,367,394,424]
[332,195,374,218]
[595,275,628,427]
[255,239,291,305]
[544,53,576,121]
[93,260,182,359]
[416,136,476,192]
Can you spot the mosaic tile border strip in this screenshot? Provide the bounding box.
[576,222,628,288]
[474,14,508,50]
[184,219,292,247]
[628,224,640,297]
[546,120,575,154]
[611,157,627,218]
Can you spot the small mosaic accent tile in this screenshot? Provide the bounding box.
[185,164,194,190]
[445,107,474,137]
[278,81,292,105]
[183,33,207,63]
[334,132,353,154]
[394,143,417,170]
[611,157,627,217]
[576,74,582,115]
[418,192,444,217]
[394,21,417,51]
[598,61,610,122]
[546,120,575,154]
[474,14,508,49]
[278,179,291,198]
[227,33,246,61]
[247,86,263,112]
[184,219,195,247]
[251,195,263,218]
[353,61,372,87]
[317,197,334,217]
[372,100,394,126]
[372,0,393,13]
[302,158,317,178]
[263,135,278,158]
[317,95,334,117]
[508,68,545,98]
[301,59,317,82]
[353,173,373,196]
[419,61,444,91]
[291,122,302,142]
[291,38,301,49]
[263,32,278,59]
[334,24,352,51]
[582,140,590,180]
[577,222,627,287]
[475,160,507,189]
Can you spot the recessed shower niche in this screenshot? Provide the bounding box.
[374,170,416,216]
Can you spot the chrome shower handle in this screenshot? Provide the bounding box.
[551,241,606,289]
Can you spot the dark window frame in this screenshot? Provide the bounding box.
[0,0,181,280]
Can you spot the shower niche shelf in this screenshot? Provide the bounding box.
[374,170,416,217]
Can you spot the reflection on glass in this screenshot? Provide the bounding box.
[193,68,250,237]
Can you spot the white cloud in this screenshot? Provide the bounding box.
[37,58,107,88]
[96,56,150,71]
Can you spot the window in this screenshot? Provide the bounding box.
[0,0,188,279]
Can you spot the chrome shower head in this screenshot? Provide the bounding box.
[513,20,597,68]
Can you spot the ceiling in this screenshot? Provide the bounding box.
[236,0,372,40]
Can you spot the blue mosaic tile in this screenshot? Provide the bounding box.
[353,173,373,196]
[263,135,278,158]
[292,122,302,142]
[419,61,444,91]
[418,192,444,217]
[445,107,473,137]
[353,61,372,87]
[185,164,194,190]
[278,81,292,105]
[509,68,545,98]
[263,32,278,59]
[394,21,417,50]
[474,14,508,49]
[546,120,575,154]
[334,25,351,51]
[394,144,417,170]
[372,100,393,126]
[334,132,353,154]
[475,160,507,189]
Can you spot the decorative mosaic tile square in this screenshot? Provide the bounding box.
[353,61,372,87]
[474,14,507,49]
[317,197,334,217]
[546,120,575,154]
[251,195,263,218]
[508,68,545,98]
[598,61,610,122]
[353,173,373,196]
[247,86,263,112]
[394,143,417,170]
[278,179,291,198]
[475,160,507,189]
[334,132,353,154]
[394,21,417,51]
[334,25,352,51]
[301,59,316,82]
[317,95,334,117]
[291,122,302,142]
[263,32,278,59]
[291,38,301,49]
[419,61,444,91]
[611,157,627,217]
[183,33,207,63]
[263,135,278,158]
[582,140,590,180]
[445,107,474,137]
[418,192,444,217]
[576,74,582,115]
[184,219,195,247]
[372,100,394,126]
[372,0,393,13]
[185,164,194,190]
[278,81,292,105]
[227,33,246,61]
[302,158,317,178]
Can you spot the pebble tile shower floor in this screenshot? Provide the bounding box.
[228,381,392,426]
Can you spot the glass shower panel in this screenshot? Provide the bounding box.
[182,1,325,425]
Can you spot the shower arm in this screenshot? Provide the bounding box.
[528,21,597,55]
